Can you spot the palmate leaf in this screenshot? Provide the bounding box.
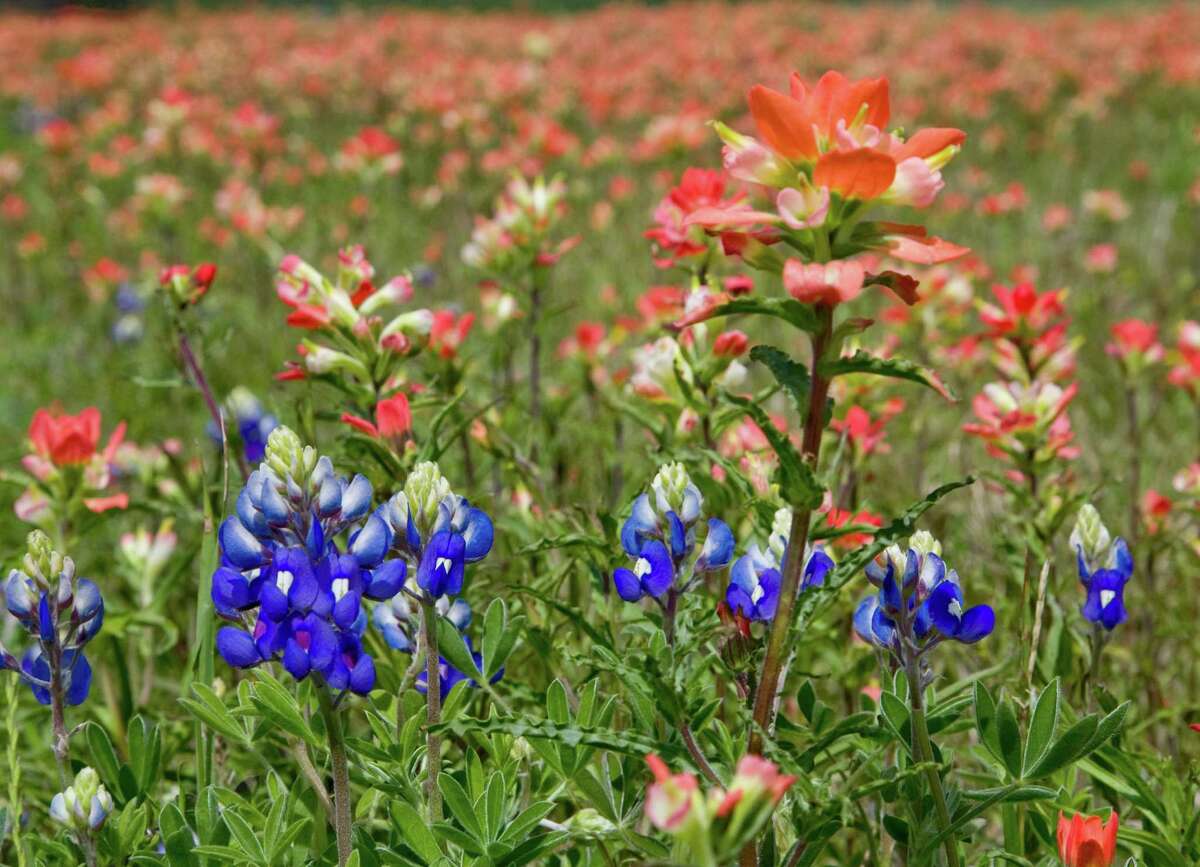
[724,393,824,510]
[818,349,955,401]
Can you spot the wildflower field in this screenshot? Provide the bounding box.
[1,2,1199,865]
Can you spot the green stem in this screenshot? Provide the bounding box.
[420,598,443,821]
[905,661,960,867]
[317,687,353,866]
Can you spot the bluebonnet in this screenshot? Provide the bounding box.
[853,532,994,664]
[111,284,145,345]
[212,426,404,696]
[371,461,493,601]
[1,532,103,707]
[1070,504,1132,631]
[726,506,834,622]
[370,462,500,695]
[207,388,279,464]
[612,462,734,605]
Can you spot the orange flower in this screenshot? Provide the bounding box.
[1057,811,1118,867]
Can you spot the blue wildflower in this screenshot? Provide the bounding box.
[1070,504,1132,632]
[725,506,834,622]
[612,463,735,610]
[1,532,102,707]
[854,531,994,659]
[208,388,279,465]
[211,426,406,697]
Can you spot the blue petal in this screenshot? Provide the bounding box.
[318,477,343,518]
[755,568,782,621]
[620,494,656,556]
[64,651,92,706]
[803,549,835,590]
[341,474,373,522]
[216,627,262,668]
[956,605,995,643]
[333,591,361,631]
[417,532,466,598]
[3,573,35,621]
[348,653,376,695]
[73,579,104,625]
[637,540,674,598]
[612,568,643,602]
[460,508,494,562]
[282,638,312,680]
[212,567,254,617]
[696,519,734,571]
[1112,538,1133,578]
[306,513,326,558]
[725,582,755,619]
[220,518,266,569]
[666,511,688,560]
[349,514,391,568]
[365,559,406,600]
[902,549,920,590]
[926,581,964,637]
[853,596,880,645]
[259,476,290,525]
[881,573,903,614]
[38,594,54,643]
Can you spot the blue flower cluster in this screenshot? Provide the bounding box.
[854,532,994,659]
[725,506,834,622]
[213,429,494,697]
[213,428,394,695]
[1,532,103,706]
[612,463,734,604]
[1070,504,1132,631]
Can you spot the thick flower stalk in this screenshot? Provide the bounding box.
[1,532,104,787]
[612,462,734,644]
[274,245,433,412]
[853,532,993,867]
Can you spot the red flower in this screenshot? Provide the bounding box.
[713,330,749,357]
[28,407,125,467]
[979,283,1066,338]
[1106,318,1163,365]
[430,310,474,359]
[1057,811,1118,867]
[341,393,412,443]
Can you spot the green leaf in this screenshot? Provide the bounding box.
[391,802,442,863]
[996,696,1023,779]
[818,349,955,401]
[1082,701,1131,754]
[480,599,522,681]
[85,722,123,797]
[749,345,810,413]
[878,692,911,750]
[974,681,1001,765]
[249,675,320,749]
[1023,678,1061,775]
[180,683,249,746]
[436,614,484,681]
[677,296,820,334]
[439,775,484,842]
[724,393,824,509]
[1026,714,1100,779]
[223,809,267,864]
